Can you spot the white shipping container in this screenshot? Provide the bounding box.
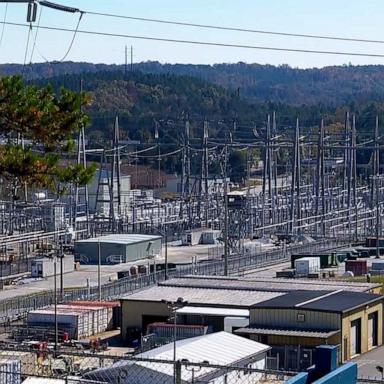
[27,304,111,339]
[295,257,320,276]
[199,230,221,245]
[31,255,74,278]
[372,260,384,271]
[181,231,201,246]
[0,359,21,384]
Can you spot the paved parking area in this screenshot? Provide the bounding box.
[353,346,384,380]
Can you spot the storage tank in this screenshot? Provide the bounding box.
[345,260,367,276]
[295,257,320,276]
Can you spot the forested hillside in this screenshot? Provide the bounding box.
[3,61,384,106]
[31,70,336,143]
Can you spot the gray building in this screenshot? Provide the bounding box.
[74,234,162,265]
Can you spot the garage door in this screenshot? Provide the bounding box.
[351,318,361,357]
[368,312,378,349]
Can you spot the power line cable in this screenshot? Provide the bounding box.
[85,10,384,45]
[22,22,32,71]
[29,5,42,63]
[56,11,83,62]
[0,3,7,51]
[2,21,384,58]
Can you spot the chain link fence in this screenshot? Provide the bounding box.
[0,237,349,326]
[0,346,294,383]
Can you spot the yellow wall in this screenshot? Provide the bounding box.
[120,300,170,339]
[341,302,383,362]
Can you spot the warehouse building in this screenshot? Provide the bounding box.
[158,275,381,293]
[84,331,270,384]
[236,290,384,370]
[119,284,283,343]
[119,276,382,343]
[74,234,162,264]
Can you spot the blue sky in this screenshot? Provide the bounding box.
[1,0,384,68]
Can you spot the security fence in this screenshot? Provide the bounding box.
[0,346,294,384]
[0,237,349,325]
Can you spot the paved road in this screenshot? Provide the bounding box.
[0,243,217,301]
[353,345,384,380]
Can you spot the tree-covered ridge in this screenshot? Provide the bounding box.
[4,61,384,106]
[29,70,339,144]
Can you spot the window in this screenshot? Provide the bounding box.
[297,313,305,322]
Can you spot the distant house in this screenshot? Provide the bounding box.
[84,332,270,384]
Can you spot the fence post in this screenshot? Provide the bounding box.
[175,360,182,384]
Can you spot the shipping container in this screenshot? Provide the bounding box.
[295,257,320,276]
[365,237,384,248]
[345,260,368,276]
[146,322,208,339]
[372,260,384,271]
[291,253,338,269]
[31,255,74,278]
[68,301,120,331]
[199,230,221,245]
[27,304,110,339]
[181,231,201,246]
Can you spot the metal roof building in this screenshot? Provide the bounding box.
[159,275,381,293]
[84,332,271,384]
[74,234,162,265]
[236,289,384,370]
[120,285,282,308]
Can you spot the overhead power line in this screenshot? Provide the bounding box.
[3,21,384,58]
[85,10,384,45]
[0,3,8,50]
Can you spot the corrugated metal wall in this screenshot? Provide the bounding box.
[251,308,340,330]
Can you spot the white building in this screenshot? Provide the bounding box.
[84,332,270,384]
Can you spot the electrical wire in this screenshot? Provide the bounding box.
[3,21,384,58]
[85,10,384,46]
[22,22,32,71]
[0,3,7,51]
[56,11,83,62]
[29,4,43,63]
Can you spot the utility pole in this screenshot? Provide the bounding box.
[320,120,326,237]
[124,45,128,78]
[98,240,102,300]
[261,114,270,232]
[315,120,322,237]
[267,114,273,224]
[54,258,58,350]
[203,121,209,228]
[352,115,358,241]
[131,45,133,71]
[290,118,300,235]
[272,111,278,217]
[74,78,90,236]
[110,115,122,225]
[223,144,229,276]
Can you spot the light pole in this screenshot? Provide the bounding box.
[53,258,58,350]
[162,297,188,384]
[98,240,101,300]
[164,233,168,280]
